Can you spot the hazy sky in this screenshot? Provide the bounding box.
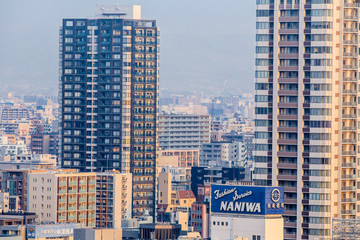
[0,0,255,96]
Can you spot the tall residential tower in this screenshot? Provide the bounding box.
[59,6,159,218]
[254,0,360,239]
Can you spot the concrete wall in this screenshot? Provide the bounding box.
[210,214,283,240]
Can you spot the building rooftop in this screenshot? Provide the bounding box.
[96,5,141,19]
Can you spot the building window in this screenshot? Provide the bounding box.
[253,236,261,240]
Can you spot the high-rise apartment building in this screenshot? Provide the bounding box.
[59,5,159,218]
[254,0,359,239]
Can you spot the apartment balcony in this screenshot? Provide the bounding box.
[343,52,358,58]
[341,174,356,180]
[278,41,299,47]
[278,54,298,59]
[342,126,356,131]
[277,139,297,145]
[277,127,297,132]
[343,102,357,107]
[343,77,357,82]
[342,151,356,156]
[278,90,298,95]
[284,210,297,216]
[342,138,357,144]
[342,114,357,119]
[343,89,358,94]
[285,198,297,204]
[342,198,356,203]
[277,175,297,181]
[341,186,356,191]
[344,39,358,44]
[284,234,297,240]
[278,152,297,157]
[284,222,297,228]
[342,162,357,168]
[344,15,358,21]
[278,163,297,169]
[134,180,154,184]
[69,181,77,185]
[343,65,357,70]
[278,29,299,34]
[344,28,358,33]
[341,209,356,215]
[59,181,67,186]
[284,187,297,192]
[344,3,360,8]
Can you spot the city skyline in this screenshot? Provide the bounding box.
[0,0,255,96]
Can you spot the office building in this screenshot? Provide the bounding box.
[158,114,211,150]
[59,5,158,218]
[253,0,359,239]
[190,166,246,199]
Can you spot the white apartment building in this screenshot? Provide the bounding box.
[201,141,247,167]
[158,114,211,150]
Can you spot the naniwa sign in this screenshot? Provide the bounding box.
[211,185,284,215]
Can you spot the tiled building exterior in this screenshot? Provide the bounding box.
[254,0,359,239]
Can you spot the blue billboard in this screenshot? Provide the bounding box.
[26,224,77,239]
[211,185,284,215]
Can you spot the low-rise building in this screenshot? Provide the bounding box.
[74,228,122,240]
[0,154,56,170]
[191,202,210,239]
[0,211,37,226]
[158,149,200,167]
[27,171,96,227]
[140,223,181,240]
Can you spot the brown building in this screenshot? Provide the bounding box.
[30,125,59,156]
[191,202,210,239]
[158,149,199,167]
[140,223,181,240]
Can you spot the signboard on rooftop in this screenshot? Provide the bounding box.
[211,185,284,215]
